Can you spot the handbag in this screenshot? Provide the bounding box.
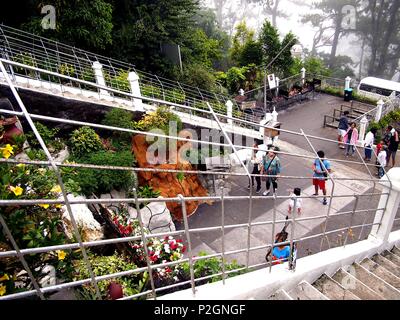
[261,154,277,181]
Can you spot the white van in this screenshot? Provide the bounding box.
[358,77,400,100]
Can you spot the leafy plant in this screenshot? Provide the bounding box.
[73,252,145,299]
[101,108,136,142]
[128,185,161,208]
[136,106,183,134]
[69,126,104,158]
[68,150,137,195]
[26,149,47,161]
[26,122,59,149]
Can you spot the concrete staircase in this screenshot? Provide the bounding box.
[268,245,400,300]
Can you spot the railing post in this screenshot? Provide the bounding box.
[275,77,280,96]
[301,67,306,85]
[92,61,110,97]
[127,71,144,111]
[345,76,351,90]
[226,100,233,125]
[375,99,384,122]
[272,107,278,123]
[369,168,399,243]
[358,116,368,145]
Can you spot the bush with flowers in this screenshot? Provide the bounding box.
[0,144,80,296]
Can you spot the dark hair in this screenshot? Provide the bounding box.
[388,125,393,131]
[370,128,377,134]
[317,150,325,158]
[276,231,288,243]
[343,111,350,116]
[294,187,301,196]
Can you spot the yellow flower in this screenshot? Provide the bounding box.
[0,284,6,296]
[38,204,50,209]
[16,163,25,169]
[56,250,67,261]
[1,144,14,159]
[0,274,9,282]
[55,204,62,209]
[9,186,23,196]
[50,185,62,194]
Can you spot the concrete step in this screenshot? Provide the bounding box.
[268,289,293,300]
[346,264,400,300]
[392,246,400,258]
[381,250,400,267]
[287,281,329,300]
[331,268,384,300]
[360,258,400,291]
[371,254,400,278]
[312,274,360,300]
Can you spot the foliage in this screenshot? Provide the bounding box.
[179,64,217,92]
[136,106,183,134]
[26,149,47,161]
[67,150,136,196]
[20,0,113,51]
[26,122,64,153]
[69,126,104,158]
[101,108,136,142]
[179,251,246,283]
[105,70,131,92]
[73,252,145,299]
[230,21,256,65]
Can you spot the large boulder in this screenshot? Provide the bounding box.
[61,194,104,242]
[131,134,211,220]
[128,198,175,233]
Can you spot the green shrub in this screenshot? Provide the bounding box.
[102,108,136,142]
[26,148,47,161]
[74,252,146,299]
[69,126,104,158]
[179,251,246,283]
[140,83,163,100]
[26,122,59,148]
[128,185,160,208]
[136,106,183,134]
[70,150,137,195]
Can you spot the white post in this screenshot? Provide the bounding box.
[275,77,280,96]
[92,61,110,97]
[369,168,400,242]
[375,99,384,122]
[127,71,144,111]
[358,116,368,145]
[345,76,351,90]
[301,67,306,85]
[272,107,278,122]
[226,100,233,125]
[239,88,245,96]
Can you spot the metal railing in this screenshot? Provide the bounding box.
[0,24,248,125]
[0,57,395,301]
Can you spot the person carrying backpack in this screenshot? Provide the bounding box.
[312,150,332,205]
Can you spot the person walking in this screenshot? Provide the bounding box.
[288,187,302,215]
[337,111,350,149]
[247,140,262,193]
[261,147,281,196]
[387,127,399,167]
[343,122,359,157]
[377,145,388,178]
[312,150,332,205]
[364,128,377,161]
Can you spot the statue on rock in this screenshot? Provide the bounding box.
[131,134,210,221]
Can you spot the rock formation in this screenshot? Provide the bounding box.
[131,134,210,220]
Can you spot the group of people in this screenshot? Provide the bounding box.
[337,111,399,177]
[247,141,332,208]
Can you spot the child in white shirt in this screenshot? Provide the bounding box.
[288,187,302,215]
[377,146,387,178]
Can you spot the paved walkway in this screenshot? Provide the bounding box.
[177,93,398,267]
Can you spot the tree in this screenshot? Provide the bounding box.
[301,0,360,68]
[229,21,256,65]
[258,20,296,77]
[16,0,114,51]
[248,0,287,27]
[356,0,400,77]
